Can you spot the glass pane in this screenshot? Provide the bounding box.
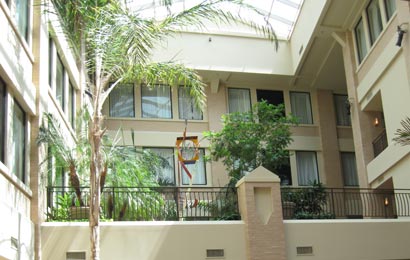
[48,36,53,88]
[384,0,396,20]
[228,88,251,113]
[334,95,351,126]
[68,82,75,128]
[296,151,319,186]
[11,101,25,183]
[56,55,65,110]
[178,87,203,120]
[146,148,175,185]
[367,0,383,44]
[0,79,5,162]
[182,149,206,185]
[141,84,172,119]
[355,18,368,63]
[290,92,313,124]
[341,152,359,186]
[15,0,29,40]
[109,83,135,117]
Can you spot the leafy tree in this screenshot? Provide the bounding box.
[45,0,277,258]
[204,101,297,185]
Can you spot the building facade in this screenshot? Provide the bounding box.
[0,0,409,259]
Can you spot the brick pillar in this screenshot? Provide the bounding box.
[236,166,286,260]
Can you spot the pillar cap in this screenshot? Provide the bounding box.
[236,166,280,187]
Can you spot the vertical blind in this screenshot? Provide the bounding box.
[341,152,359,186]
[367,0,383,44]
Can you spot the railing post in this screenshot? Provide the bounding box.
[331,188,336,217]
[236,166,286,260]
[112,187,116,221]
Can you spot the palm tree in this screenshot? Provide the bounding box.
[45,0,277,259]
[393,117,410,145]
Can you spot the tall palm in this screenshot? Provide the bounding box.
[46,0,277,259]
[393,117,410,145]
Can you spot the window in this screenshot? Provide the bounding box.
[355,18,368,63]
[0,79,5,163]
[109,83,135,118]
[341,152,359,187]
[334,95,351,126]
[367,0,383,45]
[178,86,203,120]
[15,0,29,40]
[384,0,396,20]
[290,92,313,124]
[228,88,251,113]
[145,147,175,185]
[11,100,26,183]
[296,151,319,186]
[256,89,284,106]
[275,157,292,186]
[48,35,53,88]
[56,54,65,110]
[68,82,75,128]
[181,149,206,185]
[141,84,172,119]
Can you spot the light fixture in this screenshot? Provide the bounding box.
[384,197,389,207]
[396,25,407,47]
[374,117,380,127]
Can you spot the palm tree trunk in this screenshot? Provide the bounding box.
[89,114,103,260]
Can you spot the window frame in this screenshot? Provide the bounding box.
[141,84,172,119]
[11,99,26,183]
[354,17,369,64]
[55,54,66,111]
[181,148,207,186]
[366,0,383,45]
[295,151,319,186]
[384,0,396,21]
[334,94,351,126]
[341,152,359,187]
[15,0,30,41]
[178,86,203,120]
[227,88,252,113]
[290,91,313,125]
[144,147,176,185]
[109,83,136,118]
[0,78,6,163]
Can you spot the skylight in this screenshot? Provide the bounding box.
[125,0,304,40]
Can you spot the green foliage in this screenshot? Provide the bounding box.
[393,116,410,146]
[282,182,335,219]
[204,101,297,184]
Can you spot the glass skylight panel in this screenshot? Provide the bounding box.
[125,0,304,39]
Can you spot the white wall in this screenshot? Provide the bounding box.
[41,221,247,260]
[285,219,410,260]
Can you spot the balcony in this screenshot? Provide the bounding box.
[281,187,410,219]
[46,186,239,221]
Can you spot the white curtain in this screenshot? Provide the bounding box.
[341,152,359,186]
[11,101,26,182]
[178,87,203,120]
[334,95,351,126]
[109,83,135,117]
[141,84,172,118]
[290,92,313,124]
[182,149,206,185]
[148,148,175,185]
[296,151,319,186]
[367,0,383,43]
[228,88,251,113]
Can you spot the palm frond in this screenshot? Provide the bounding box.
[393,117,410,146]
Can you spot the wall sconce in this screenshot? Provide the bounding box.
[373,117,380,127]
[396,25,407,47]
[384,197,389,207]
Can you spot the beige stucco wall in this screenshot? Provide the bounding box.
[41,221,246,260]
[285,219,410,260]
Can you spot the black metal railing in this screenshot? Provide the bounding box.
[46,186,239,221]
[373,130,388,157]
[281,187,410,219]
